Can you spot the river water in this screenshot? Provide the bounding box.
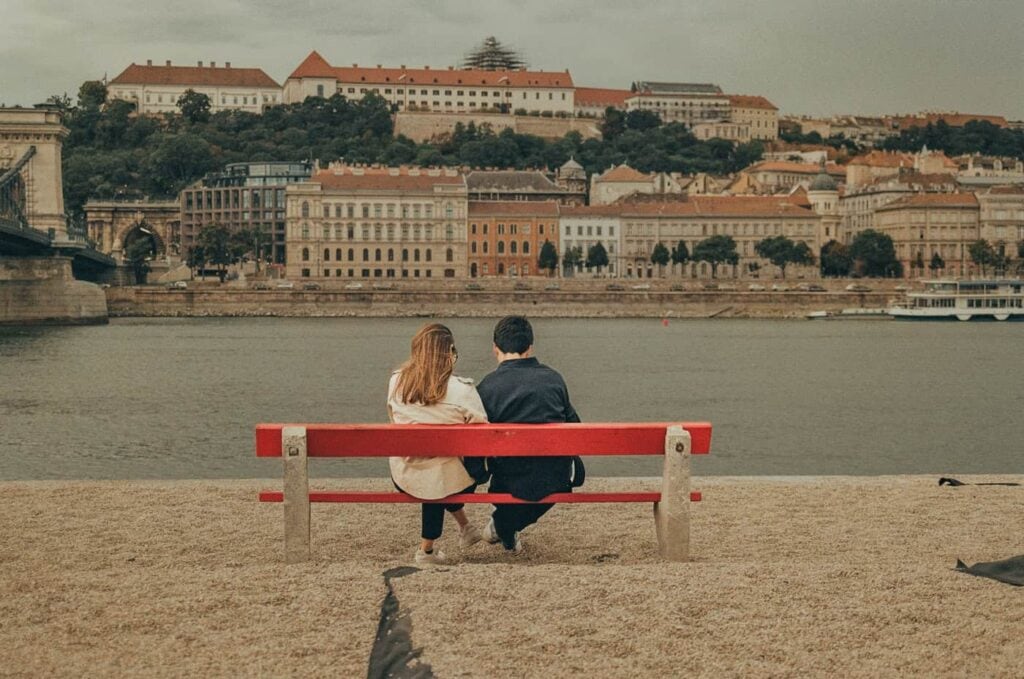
[1,317,1021,480]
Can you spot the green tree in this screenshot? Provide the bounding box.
[754,235,813,279]
[186,245,206,280]
[820,240,852,277]
[692,235,739,279]
[537,239,559,276]
[671,240,689,276]
[929,251,945,275]
[144,133,216,195]
[650,241,670,276]
[586,242,610,274]
[196,224,234,282]
[77,81,108,110]
[600,108,626,140]
[177,89,211,123]
[968,239,996,275]
[849,229,901,277]
[562,245,583,276]
[124,237,153,285]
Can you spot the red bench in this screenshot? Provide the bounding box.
[257,422,711,563]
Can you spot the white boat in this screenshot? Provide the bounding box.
[889,279,1024,321]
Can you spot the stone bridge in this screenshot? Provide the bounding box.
[0,105,112,324]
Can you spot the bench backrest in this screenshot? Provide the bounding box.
[256,423,712,458]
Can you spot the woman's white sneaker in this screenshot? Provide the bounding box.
[414,548,448,565]
[459,523,483,548]
[482,518,501,544]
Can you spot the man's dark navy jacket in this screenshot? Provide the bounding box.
[476,357,582,501]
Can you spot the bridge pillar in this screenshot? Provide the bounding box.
[0,257,107,325]
[0,106,69,240]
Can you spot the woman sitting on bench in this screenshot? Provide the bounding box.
[387,323,488,565]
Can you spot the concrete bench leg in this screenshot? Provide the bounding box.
[282,426,310,563]
[654,425,691,562]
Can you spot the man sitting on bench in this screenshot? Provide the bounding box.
[477,316,585,554]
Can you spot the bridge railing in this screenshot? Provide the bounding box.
[0,146,37,233]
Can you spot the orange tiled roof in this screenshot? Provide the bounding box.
[574,87,631,107]
[311,167,464,191]
[848,151,915,168]
[865,172,957,188]
[288,51,573,88]
[877,193,979,210]
[559,204,629,217]
[110,63,280,88]
[728,95,778,111]
[468,200,560,217]
[747,161,845,176]
[622,196,815,218]
[595,164,652,183]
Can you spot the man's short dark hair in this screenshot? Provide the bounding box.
[493,315,533,354]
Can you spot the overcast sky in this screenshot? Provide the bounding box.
[2,0,1022,119]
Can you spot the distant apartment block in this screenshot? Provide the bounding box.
[180,162,313,265]
[466,163,585,205]
[467,200,559,278]
[874,193,980,277]
[741,161,845,192]
[283,51,575,115]
[625,81,730,127]
[573,87,631,118]
[558,205,622,276]
[284,165,468,281]
[726,95,779,140]
[107,60,282,114]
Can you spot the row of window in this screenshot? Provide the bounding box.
[624,222,814,237]
[302,268,454,279]
[186,189,286,210]
[342,86,568,102]
[469,240,531,255]
[564,224,616,237]
[140,93,274,105]
[301,201,453,219]
[301,247,454,263]
[471,263,531,276]
[470,223,545,236]
[297,223,455,241]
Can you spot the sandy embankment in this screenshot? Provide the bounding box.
[1,476,1022,678]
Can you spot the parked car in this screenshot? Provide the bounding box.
[302,282,321,290]
[252,282,271,290]
[669,283,686,292]
[372,283,394,290]
[276,281,295,289]
[846,283,872,292]
[806,284,826,292]
[718,284,737,291]
[513,282,531,291]
[702,283,719,291]
[166,280,188,289]
[631,283,651,291]
[605,283,625,291]
[748,283,766,291]
[344,282,364,290]
[465,283,483,291]
[894,283,910,291]
[544,283,561,291]
[771,283,790,292]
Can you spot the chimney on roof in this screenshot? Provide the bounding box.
[352,63,357,67]
[448,66,453,70]
[210,61,216,67]
[147,59,152,66]
[198,61,203,67]
[225,62,230,68]
[376,64,381,68]
[166,60,171,66]
[424,65,430,69]
[400,64,405,69]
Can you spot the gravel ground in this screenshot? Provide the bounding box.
[1,476,1022,677]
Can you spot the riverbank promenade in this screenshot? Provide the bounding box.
[2,476,1022,677]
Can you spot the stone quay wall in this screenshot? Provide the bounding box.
[0,257,108,325]
[394,112,602,142]
[106,286,893,319]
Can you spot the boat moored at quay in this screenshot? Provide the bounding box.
[888,279,1024,321]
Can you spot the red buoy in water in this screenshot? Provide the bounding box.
[662,318,669,327]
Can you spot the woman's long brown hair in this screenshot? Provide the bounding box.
[395,323,456,405]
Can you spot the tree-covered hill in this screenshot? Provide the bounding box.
[56,82,765,218]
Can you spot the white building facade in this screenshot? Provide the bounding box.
[107,61,282,114]
[559,206,623,276]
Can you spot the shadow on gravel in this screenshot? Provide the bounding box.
[367,566,434,679]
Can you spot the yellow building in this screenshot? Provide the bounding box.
[874,193,979,277]
[284,166,468,281]
[727,95,779,141]
[107,60,282,114]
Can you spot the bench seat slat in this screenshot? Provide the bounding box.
[256,422,712,458]
[258,490,703,503]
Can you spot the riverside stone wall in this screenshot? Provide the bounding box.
[106,286,893,319]
[0,257,108,325]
